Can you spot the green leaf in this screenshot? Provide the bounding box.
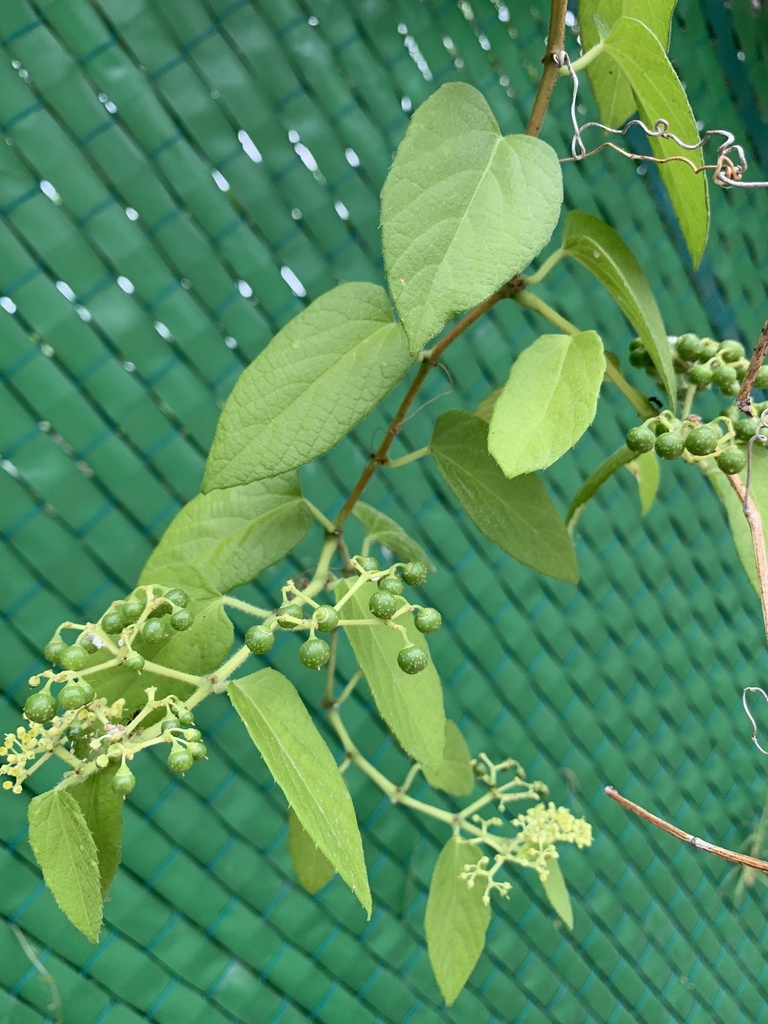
[425,837,490,1006]
[203,283,414,490]
[141,473,312,594]
[627,450,659,515]
[488,332,605,478]
[707,448,768,596]
[339,581,446,766]
[601,17,709,267]
[288,807,335,895]
[540,858,574,930]
[95,566,233,709]
[353,502,433,569]
[567,446,636,524]
[430,410,578,583]
[28,791,103,942]
[71,767,124,898]
[229,669,371,916]
[581,0,676,126]
[422,720,475,797]
[562,211,675,400]
[381,82,563,353]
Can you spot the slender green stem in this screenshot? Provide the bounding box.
[210,645,253,690]
[524,248,565,286]
[304,500,337,534]
[525,0,569,137]
[140,661,203,687]
[514,288,578,334]
[560,42,604,75]
[386,447,430,469]
[681,383,697,420]
[222,595,272,618]
[304,534,338,600]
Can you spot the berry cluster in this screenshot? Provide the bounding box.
[629,333,767,400]
[625,412,754,474]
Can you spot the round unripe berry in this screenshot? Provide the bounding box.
[24,691,58,723]
[675,334,702,361]
[716,447,748,475]
[378,576,404,596]
[161,718,179,734]
[735,418,759,441]
[244,625,275,654]
[314,606,340,632]
[141,619,167,645]
[277,603,303,628]
[43,639,67,665]
[79,635,100,654]
[165,588,189,608]
[369,591,398,619]
[121,599,145,624]
[402,561,428,587]
[626,426,656,454]
[167,748,194,773]
[712,365,737,390]
[628,348,652,368]
[721,380,741,398]
[688,365,713,388]
[655,433,684,460]
[59,681,95,710]
[124,654,145,671]
[148,598,173,618]
[754,366,768,389]
[170,609,194,632]
[397,645,429,675]
[719,340,745,363]
[298,638,330,670]
[189,742,208,761]
[414,608,442,634]
[60,645,90,672]
[101,610,124,635]
[684,425,720,456]
[697,339,720,361]
[112,770,136,796]
[177,710,195,727]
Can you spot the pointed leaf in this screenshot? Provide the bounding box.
[627,450,659,515]
[422,720,475,797]
[430,410,578,582]
[203,283,414,490]
[353,502,433,568]
[425,837,490,1006]
[288,808,335,895]
[540,857,574,930]
[28,791,103,942]
[339,581,446,766]
[381,83,563,352]
[488,332,605,478]
[229,669,371,916]
[581,0,677,126]
[567,445,636,524]
[602,17,709,266]
[71,766,124,898]
[141,473,312,593]
[562,211,675,400]
[706,447,768,596]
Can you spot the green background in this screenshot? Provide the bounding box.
[2,1,768,1021]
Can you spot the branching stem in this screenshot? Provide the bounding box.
[526,0,569,137]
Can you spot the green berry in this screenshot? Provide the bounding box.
[141,619,167,645]
[24,691,58,723]
[716,447,747,475]
[402,561,429,587]
[298,638,331,669]
[189,742,208,761]
[124,654,145,671]
[177,710,195,728]
[654,433,684,460]
[314,606,340,632]
[722,381,741,398]
[121,599,145,624]
[626,426,656,454]
[357,556,380,573]
[277,603,303,628]
[397,645,428,675]
[165,588,189,608]
[754,366,768,389]
[414,608,442,634]
[675,334,702,361]
[167,748,194,773]
[369,591,398,619]
[628,348,652,368]
[72,739,92,760]
[60,645,90,671]
[161,718,179,733]
[183,728,202,741]
[735,418,759,441]
[78,635,100,654]
[684,425,720,456]
[59,681,95,710]
[719,340,745,363]
[112,770,136,796]
[378,576,404,596]
[149,598,173,618]
[244,625,275,654]
[688,365,713,388]
[170,609,194,631]
[101,610,124,635]
[712,365,737,390]
[43,639,67,665]
[697,339,720,361]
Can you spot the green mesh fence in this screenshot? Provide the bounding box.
[2,1,768,1021]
